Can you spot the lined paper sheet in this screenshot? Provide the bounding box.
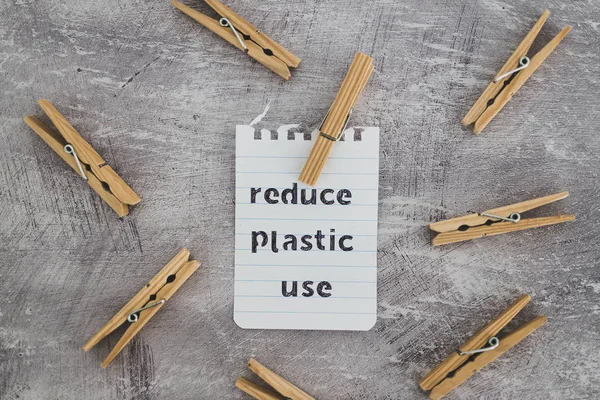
[234,125,379,330]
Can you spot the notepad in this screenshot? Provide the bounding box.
[234,125,379,331]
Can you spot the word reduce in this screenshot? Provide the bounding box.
[250,183,352,205]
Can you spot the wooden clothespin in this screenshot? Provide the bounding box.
[462,10,571,134]
[429,191,575,246]
[171,0,300,80]
[298,52,374,186]
[82,248,200,368]
[235,358,314,400]
[419,294,547,400]
[24,100,140,217]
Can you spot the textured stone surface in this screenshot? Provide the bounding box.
[1,0,599,399]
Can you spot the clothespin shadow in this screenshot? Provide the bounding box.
[298,52,374,186]
[429,191,575,246]
[171,0,300,80]
[462,10,571,134]
[82,248,200,368]
[236,358,315,400]
[419,294,547,399]
[24,100,141,217]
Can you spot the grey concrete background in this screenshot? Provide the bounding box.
[1,0,599,399]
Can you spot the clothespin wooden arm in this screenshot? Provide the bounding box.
[38,100,141,205]
[99,259,200,368]
[429,316,547,400]
[24,116,129,217]
[235,377,283,400]
[298,52,374,186]
[462,10,550,127]
[491,10,551,83]
[429,191,570,233]
[419,294,531,391]
[432,215,575,246]
[248,359,315,400]
[473,25,571,133]
[204,0,300,68]
[171,0,294,80]
[321,54,373,139]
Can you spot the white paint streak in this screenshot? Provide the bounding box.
[379,301,425,320]
[379,196,448,212]
[585,281,600,293]
[249,101,271,126]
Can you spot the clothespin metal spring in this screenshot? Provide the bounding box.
[493,56,530,83]
[480,212,521,223]
[219,17,248,52]
[63,144,88,180]
[457,337,500,355]
[319,108,353,142]
[127,299,166,322]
